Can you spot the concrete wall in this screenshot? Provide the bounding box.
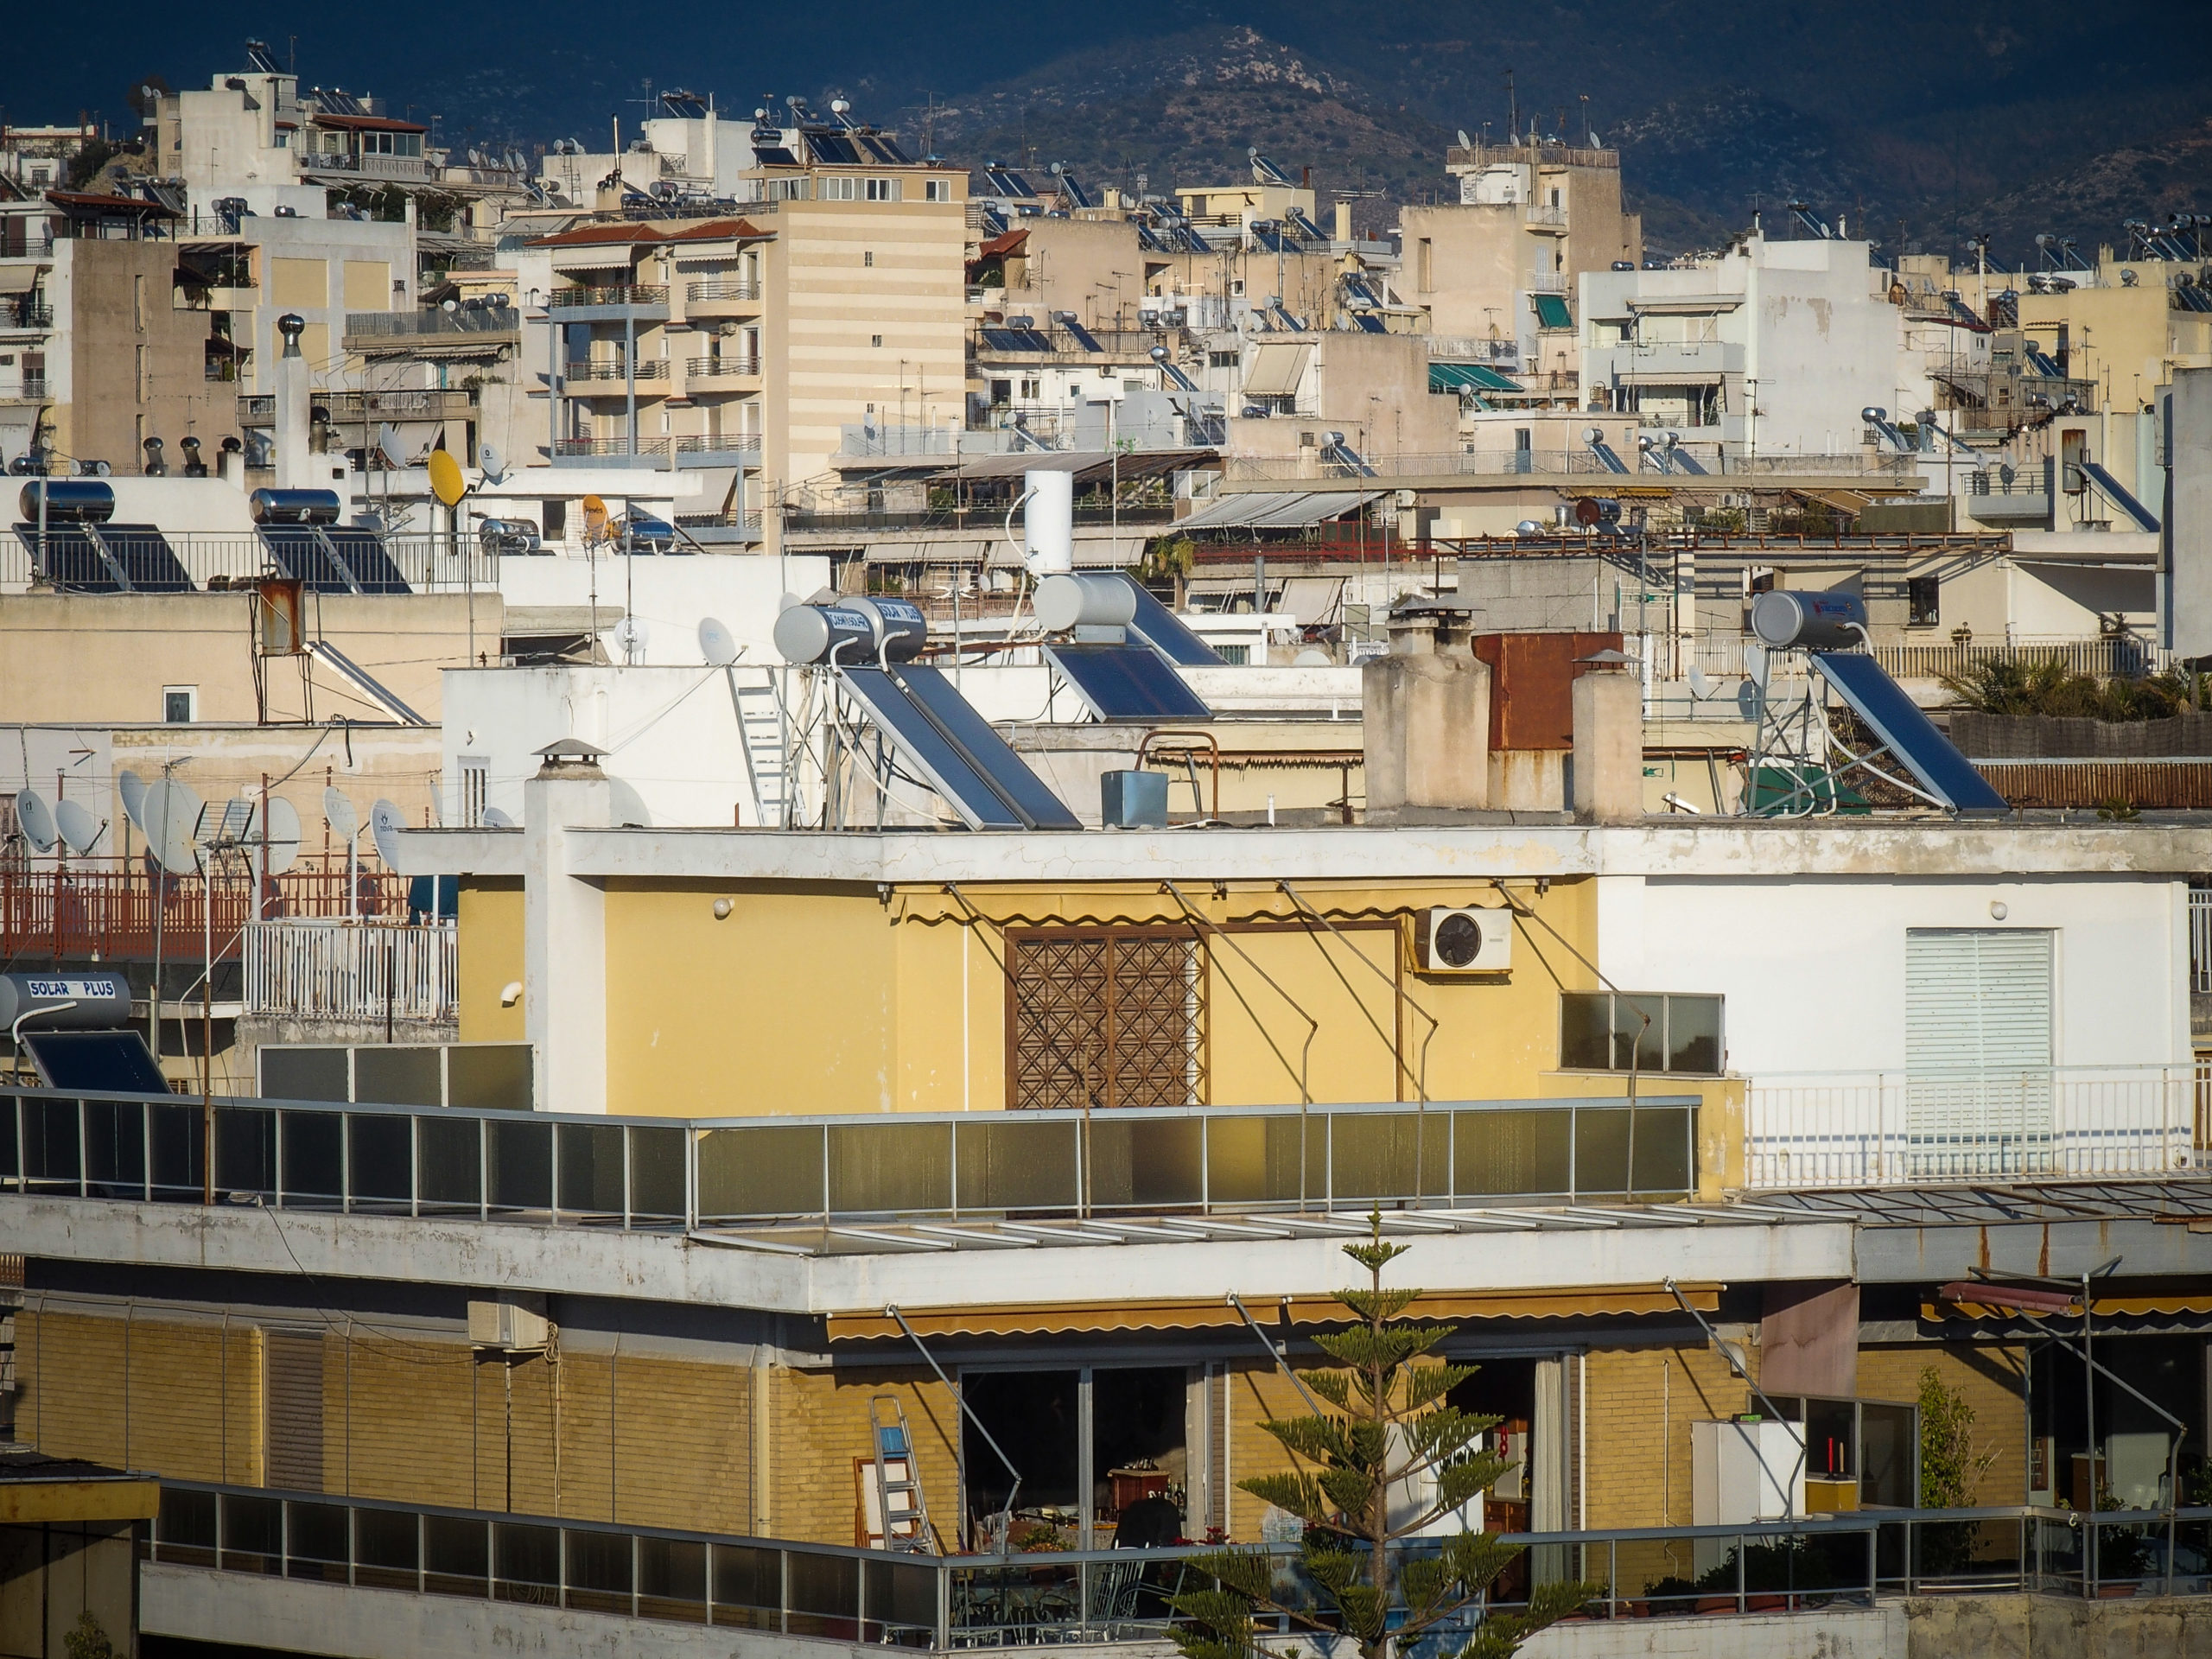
[51,238,240,471]
[1593,873,2191,1077]
[2167,367,2212,657]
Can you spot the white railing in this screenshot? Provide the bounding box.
[245,919,459,1025]
[2192,886,2212,996]
[1744,1063,2206,1189]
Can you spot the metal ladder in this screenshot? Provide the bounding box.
[728,670,791,827]
[868,1395,933,1553]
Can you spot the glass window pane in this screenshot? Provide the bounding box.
[629,1127,685,1221]
[639,1535,706,1621]
[0,1096,16,1183]
[1805,1398,1855,1480]
[1573,1107,1630,1195]
[711,1543,782,1629]
[1617,998,1662,1072]
[356,1046,442,1107]
[565,1529,632,1611]
[1453,1109,1570,1196]
[354,1507,419,1572]
[829,1122,950,1215]
[488,1120,551,1212]
[149,1102,202,1200]
[221,1493,283,1573]
[1629,1107,1693,1195]
[417,1116,481,1211]
[867,1558,937,1637]
[84,1099,145,1196]
[1087,1116,1202,1211]
[697,1125,823,1222]
[955,1118,1077,1213]
[423,1515,489,1596]
[23,1097,80,1188]
[262,1046,349,1103]
[495,1522,560,1602]
[1330,1111,1447,1201]
[448,1043,531,1111]
[786,1551,859,1637]
[348,1114,411,1207]
[1205,1114,1319,1205]
[1559,994,1611,1071]
[1666,995,1723,1074]
[215,1107,275,1196]
[1859,1404,1916,1509]
[559,1123,624,1215]
[287,1501,351,1581]
[280,1110,343,1203]
[156,1486,217,1567]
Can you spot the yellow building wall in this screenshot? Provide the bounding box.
[771,1366,961,1549]
[19,1309,263,1485]
[1225,1361,1316,1541]
[1859,1342,2025,1508]
[456,878,525,1044]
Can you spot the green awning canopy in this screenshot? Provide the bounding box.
[1532,293,1573,329]
[1429,361,1523,394]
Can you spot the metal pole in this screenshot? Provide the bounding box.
[201,862,213,1205]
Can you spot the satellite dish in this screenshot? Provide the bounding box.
[143,778,205,875]
[480,442,505,483]
[613,615,649,658]
[582,494,609,542]
[1457,129,1472,149]
[14,789,56,853]
[427,450,467,510]
[117,769,148,830]
[261,795,302,875]
[698,615,740,666]
[54,798,104,856]
[1687,663,1715,701]
[322,786,359,841]
[482,805,516,829]
[376,424,406,468]
[369,798,406,871]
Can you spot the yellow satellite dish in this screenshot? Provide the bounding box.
[427,449,467,509]
[582,494,608,542]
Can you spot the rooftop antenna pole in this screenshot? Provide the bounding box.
[1505,69,1516,149]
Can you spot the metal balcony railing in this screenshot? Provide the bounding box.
[1,866,411,963]
[141,1482,2212,1649]
[685,280,760,303]
[548,284,669,309]
[5,378,48,402]
[553,435,670,459]
[0,1091,1699,1227]
[1744,1062,2209,1189]
[244,919,457,1024]
[1,302,51,330]
[675,434,762,455]
[565,359,670,381]
[0,529,500,593]
[683,356,760,377]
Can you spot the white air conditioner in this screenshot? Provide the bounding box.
[467,1298,551,1352]
[1419,906,1510,973]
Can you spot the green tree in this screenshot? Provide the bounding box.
[1916,1365,1998,1576]
[62,1611,113,1659]
[1172,1217,1594,1659]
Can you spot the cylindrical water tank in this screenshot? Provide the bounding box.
[1749,588,1869,651]
[0,971,134,1031]
[846,596,929,661]
[772,602,878,664]
[1033,572,1138,633]
[250,488,342,524]
[1023,467,1073,575]
[18,480,115,524]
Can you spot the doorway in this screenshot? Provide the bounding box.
[961,1365,1192,1549]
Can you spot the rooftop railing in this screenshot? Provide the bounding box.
[0,1090,1698,1228]
[0,530,501,592]
[1223,450,1922,483]
[548,284,670,310]
[244,918,457,1024]
[142,1483,2212,1653]
[1,867,411,963]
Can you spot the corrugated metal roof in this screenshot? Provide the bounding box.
[1177,490,1376,531]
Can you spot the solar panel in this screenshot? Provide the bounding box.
[984,168,1033,198]
[1058,175,1095,210]
[1668,448,1709,476]
[860,133,912,165]
[1343,276,1379,306]
[1288,211,1328,242]
[806,132,861,165]
[1155,356,1199,393]
[2079,460,2159,531]
[95,524,194,591]
[15,525,118,591]
[1812,652,2009,816]
[1046,644,1213,721]
[839,667,1028,830]
[890,664,1082,830]
[324,527,411,593]
[1060,318,1103,353]
[1105,573,1224,666]
[980,327,1052,353]
[2024,347,2064,378]
[1353,312,1386,334]
[260,526,355,591]
[22,1029,169,1093]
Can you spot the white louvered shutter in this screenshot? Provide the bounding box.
[1905,929,2053,1175]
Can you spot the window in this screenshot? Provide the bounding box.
[1006,926,1204,1109]
[1217,643,1250,664]
[1904,928,2052,1175]
[767,177,804,201]
[864,177,901,202]
[1908,575,1940,626]
[817,175,856,201]
[924,178,950,202]
[1018,378,1040,400]
[162,686,197,723]
[132,274,145,331]
[870,334,883,348]
[1208,350,1237,368]
[862,250,874,267]
[989,378,1011,407]
[459,757,488,827]
[1559,991,1723,1074]
[543,499,567,540]
[1772,1397,1916,1509]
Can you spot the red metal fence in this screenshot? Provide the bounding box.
[0,862,412,963]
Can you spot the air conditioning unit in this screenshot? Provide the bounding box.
[467,1298,551,1351]
[1418,906,1510,973]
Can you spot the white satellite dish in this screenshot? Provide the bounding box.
[14,789,56,853]
[261,795,303,875]
[54,798,104,856]
[323,786,359,841]
[482,805,516,829]
[369,798,406,871]
[1687,663,1715,701]
[1743,641,1768,682]
[118,769,148,830]
[697,615,740,667]
[377,424,407,469]
[143,778,205,875]
[613,614,649,659]
[480,442,506,484]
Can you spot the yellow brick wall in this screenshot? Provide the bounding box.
[1859,1342,2027,1508]
[1227,1360,1332,1541]
[611,1352,752,1534]
[337,1329,480,1508]
[1581,1344,1753,1529]
[771,1365,960,1549]
[19,1309,264,1484]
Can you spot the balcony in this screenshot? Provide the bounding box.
[344,307,519,354]
[245,918,457,1025]
[237,388,479,427]
[683,279,760,317]
[546,284,670,321]
[553,435,672,460]
[1523,203,1568,233]
[303,153,432,181]
[674,434,761,461]
[0,301,51,332]
[682,355,760,381]
[2,865,410,963]
[1,378,48,403]
[565,359,670,382]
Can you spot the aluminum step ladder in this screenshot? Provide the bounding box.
[728,670,791,827]
[868,1395,933,1553]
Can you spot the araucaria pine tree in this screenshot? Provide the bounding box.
[1173,1217,1595,1659]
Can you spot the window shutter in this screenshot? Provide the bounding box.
[264,1330,327,1491]
[1905,929,2053,1174]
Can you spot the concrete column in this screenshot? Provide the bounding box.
[1363,651,1491,816]
[1572,671,1643,823]
[523,751,611,1114]
[274,317,311,489]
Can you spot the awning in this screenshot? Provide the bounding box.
[1177,490,1377,531]
[1531,293,1573,330]
[930,449,1215,488]
[1614,369,1726,386]
[829,1282,1721,1342]
[0,268,41,296]
[1627,296,1743,315]
[1243,341,1312,397]
[1928,1291,2212,1322]
[1430,362,1524,394]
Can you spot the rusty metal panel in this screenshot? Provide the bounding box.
[1471,631,1624,751]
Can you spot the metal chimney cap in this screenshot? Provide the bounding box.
[533,736,607,774]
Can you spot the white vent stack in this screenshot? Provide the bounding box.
[1023,467,1072,576]
[275,311,311,489]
